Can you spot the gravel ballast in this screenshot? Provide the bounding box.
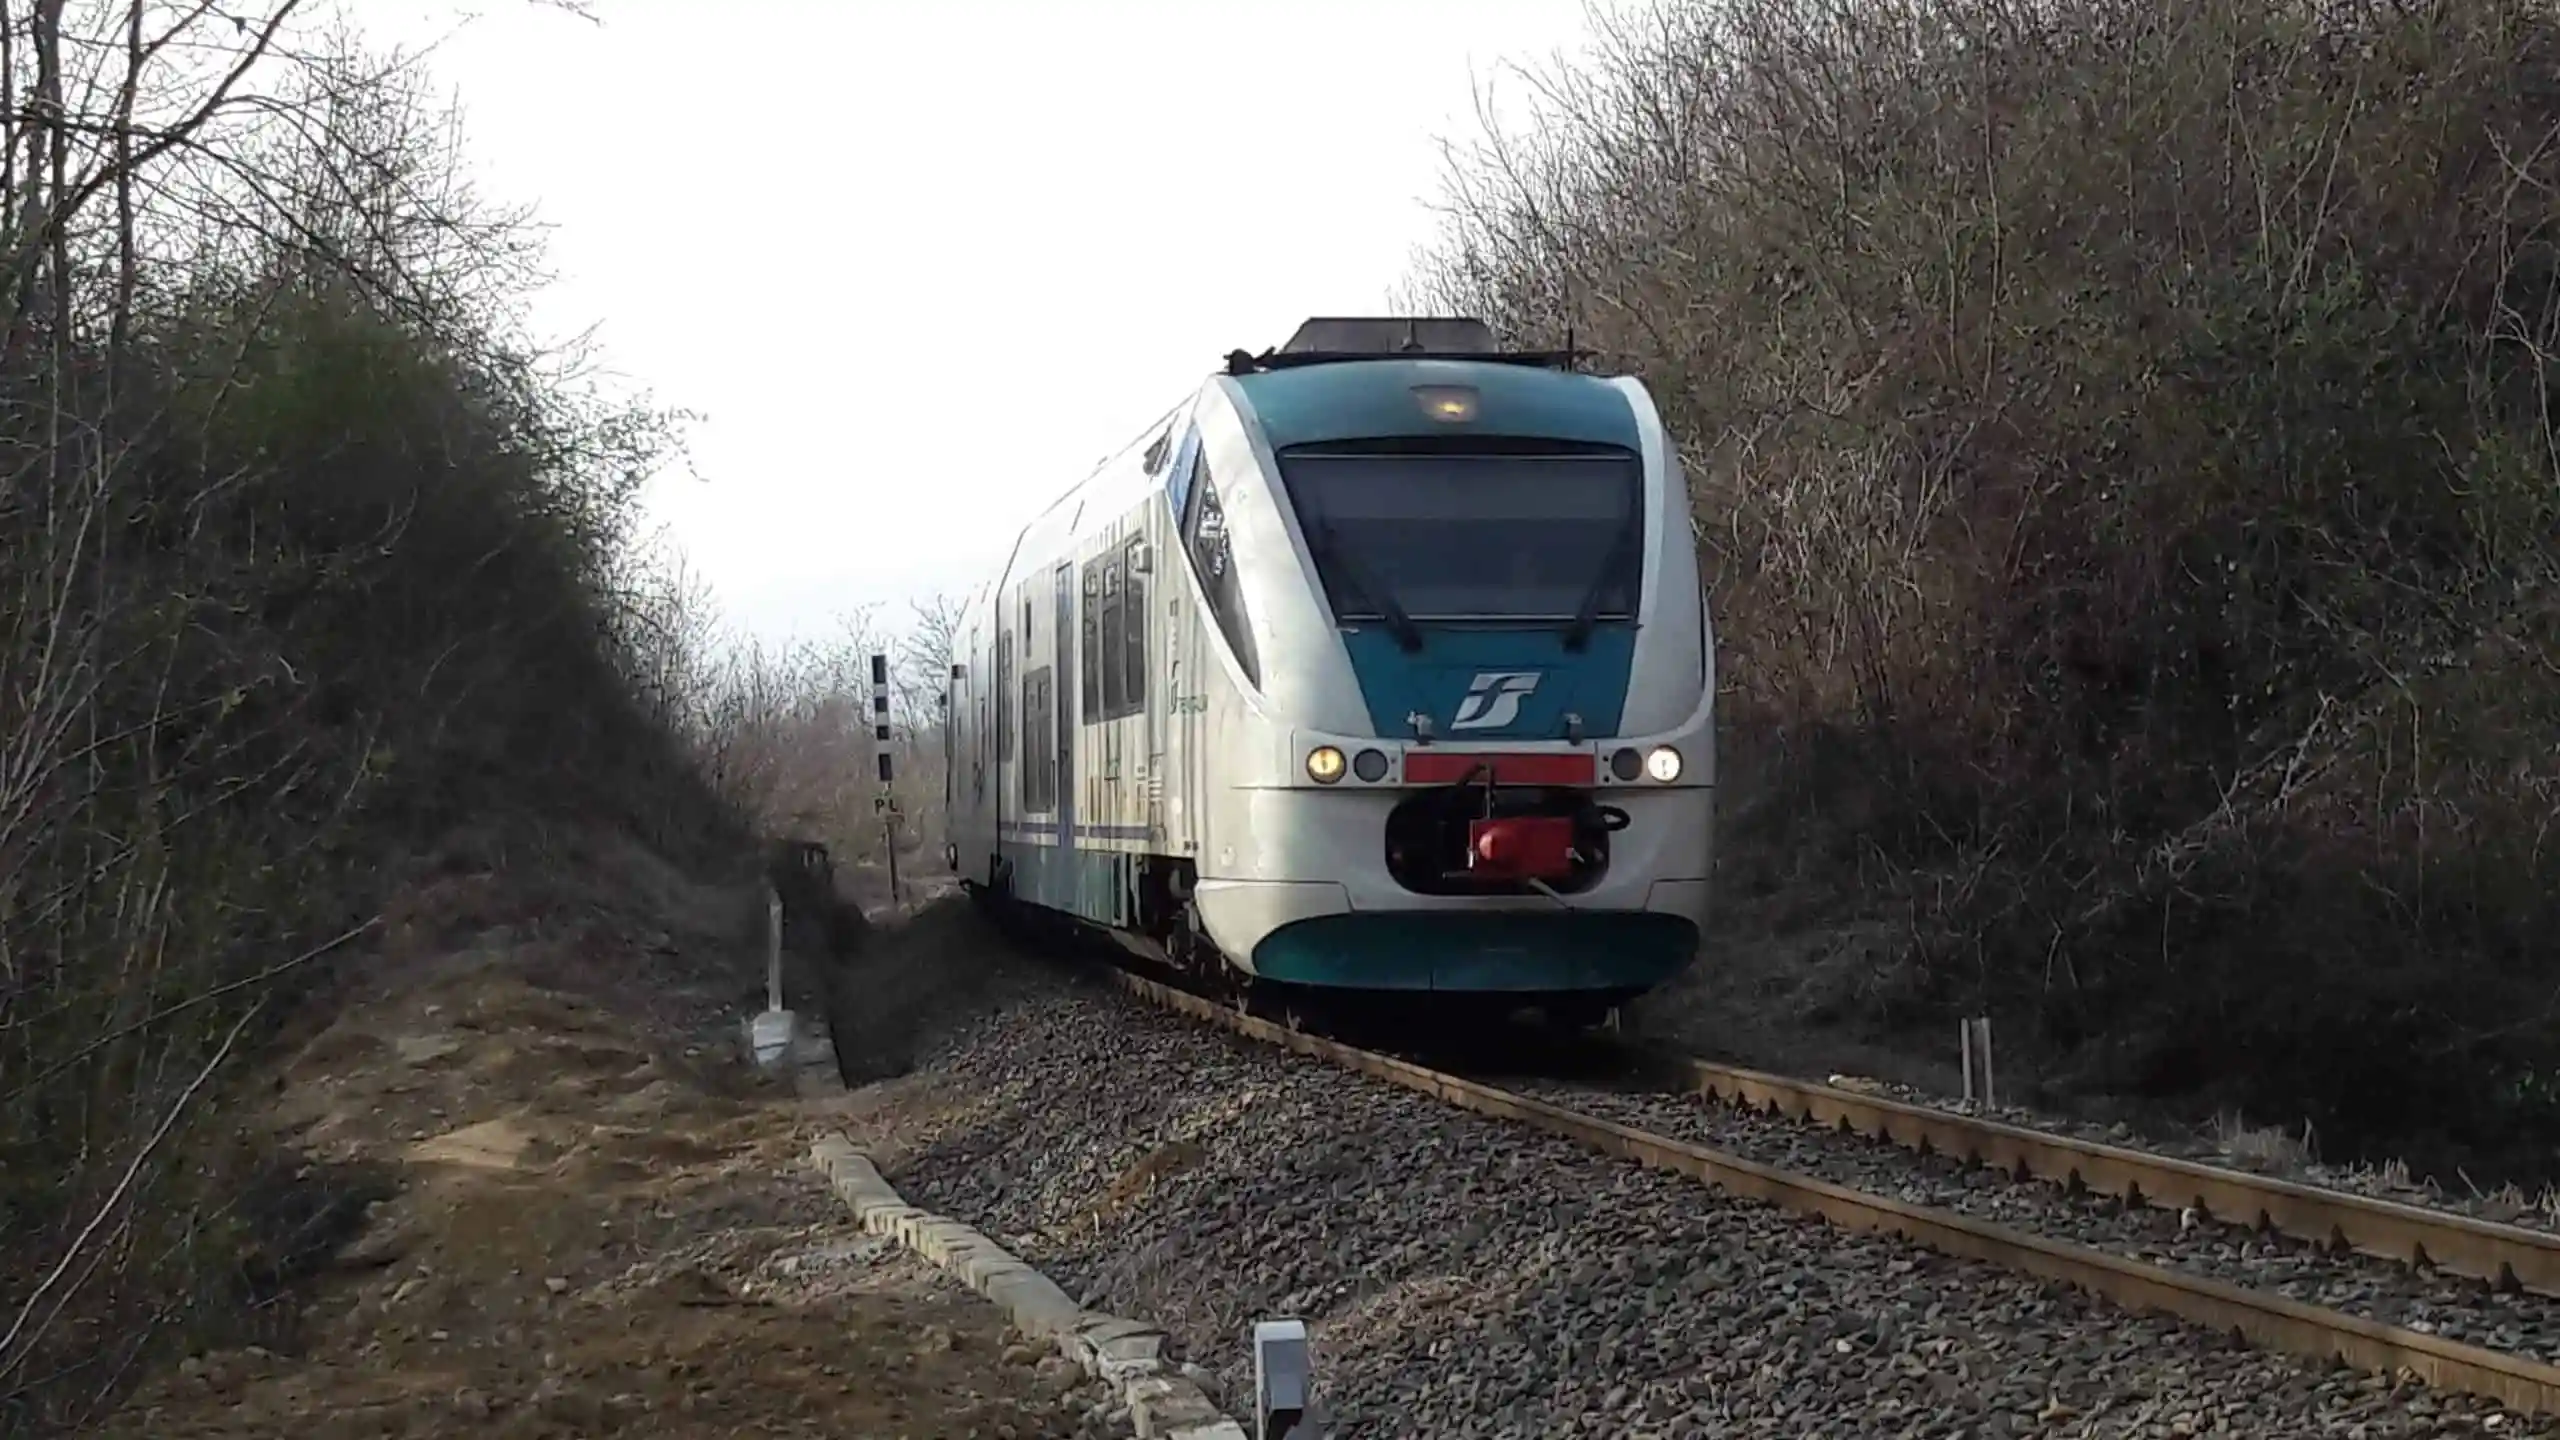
[876,964,2555,1438]
[1519,1082,2560,1366]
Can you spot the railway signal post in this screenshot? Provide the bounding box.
[872,652,901,907]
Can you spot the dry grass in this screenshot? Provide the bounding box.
[1414,0,2560,1183]
[2208,1113,2317,1178]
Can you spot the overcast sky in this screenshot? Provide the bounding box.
[367,0,1605,645]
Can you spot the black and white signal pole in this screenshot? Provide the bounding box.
[872,652,900,906]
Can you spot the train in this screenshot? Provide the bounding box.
[940,316,1715,1026]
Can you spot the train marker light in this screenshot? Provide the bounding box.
[1412,384,1478,422]
[1609,746,1643,782]
[1306,746,1346,783]
[1351,747,1390,782]
[1645,745,1683,782]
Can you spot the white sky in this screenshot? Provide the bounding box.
[367,0,1606,645]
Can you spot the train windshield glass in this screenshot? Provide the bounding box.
[1276,449,1642,623]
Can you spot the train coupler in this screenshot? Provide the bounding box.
[1466,814,1577,880]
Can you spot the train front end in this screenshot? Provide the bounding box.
[1194,320,1715,1024]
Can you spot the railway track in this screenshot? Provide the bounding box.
[1106,968,2560,1420]
[1651,1052,2560,1297]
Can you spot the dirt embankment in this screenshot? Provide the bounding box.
[91,835,1092,1440]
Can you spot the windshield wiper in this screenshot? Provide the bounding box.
[1563,517,1641,652]
[1309,521,1423,653]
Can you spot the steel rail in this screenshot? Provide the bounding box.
[1655,1052,2560,1299]
[1110,971,2560,1418]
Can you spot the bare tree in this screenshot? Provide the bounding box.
[893,591,964,743]
[0,3,698,1428]
[1410,0,2560,1173]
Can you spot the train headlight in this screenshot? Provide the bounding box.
[1644,745,1684,783]
[1411,384,1478,422]
[1609,747,1643,782]
[1352,748,1390,783]
[1306,746,1347,783]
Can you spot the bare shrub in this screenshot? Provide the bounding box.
[658,590,960,910]
[1414,0,2560,1177]
[0,4,736,1431]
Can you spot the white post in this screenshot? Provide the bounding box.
[1976,1015,1997,1109]
[766,885,784,1014]
[1253,1318,1310,1440]
[748,882,796,1070]
[1961,1016,1996,1109]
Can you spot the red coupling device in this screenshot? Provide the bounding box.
[1467,816,1577,880]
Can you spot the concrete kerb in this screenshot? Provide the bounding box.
[810,1134,1246,1440]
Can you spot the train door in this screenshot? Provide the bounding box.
[1163,426,1206,864]
[994,609,1011,881]
[1053,562,1075,848]
[1131,531,1159,844]
[1102,538,1138,838]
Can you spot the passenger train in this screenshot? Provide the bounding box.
[942,317,1715,1025]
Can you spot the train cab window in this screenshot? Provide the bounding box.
[1277,446,1642,624]
[1181,455,1260,686]
[1120,536,1147,710]
[1099,560,1126,718]
[1079,560,1102,723]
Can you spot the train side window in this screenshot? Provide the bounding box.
[1079,559,1102,724]
[1022,665,1055,811]
[996,626,1013,763]
[1166,426,1198,523]
[1182,455,1260,686]
[1034,668,1047,811]
[1014,597,1032,772]
[1121,536,1147,710]
[1099,560,1126,718]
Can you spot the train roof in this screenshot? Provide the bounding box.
[1230,355,1640,452]
[1222,315,1591,376]
[971,318,1645,607]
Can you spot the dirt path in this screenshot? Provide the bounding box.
[94,853,1106,1440]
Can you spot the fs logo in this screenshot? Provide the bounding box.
[1449,670,1542,731]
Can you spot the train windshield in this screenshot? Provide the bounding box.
[1276,448,1642,623]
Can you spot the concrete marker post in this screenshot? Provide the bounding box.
[747,883,794,1069]
[1961,1015,1997,1109]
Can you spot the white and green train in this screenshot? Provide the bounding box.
[942,317,1715,1024]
